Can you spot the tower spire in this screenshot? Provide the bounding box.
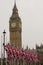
[14,0,16,8]
[9,0,22,48]
[14,0,16,4]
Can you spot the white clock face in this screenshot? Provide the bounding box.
[11,23,16,28]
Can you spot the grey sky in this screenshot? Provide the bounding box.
[0,0,43,51]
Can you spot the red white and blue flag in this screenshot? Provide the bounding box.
[4,44,39,62]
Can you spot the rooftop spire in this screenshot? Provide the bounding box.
[14,0,16,4]
[14,0,16,8]
[11,0,18,19]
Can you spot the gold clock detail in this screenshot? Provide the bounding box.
[11,23,16,28]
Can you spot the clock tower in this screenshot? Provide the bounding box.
[9,1,22,48]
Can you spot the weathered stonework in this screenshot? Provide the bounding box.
[9,3,22,48]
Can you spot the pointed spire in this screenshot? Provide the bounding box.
[14,0,16,5]
[13,0,18,13]
[14,0,16,8]
[11,0,19,19]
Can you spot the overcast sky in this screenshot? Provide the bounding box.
[0,0,43,52]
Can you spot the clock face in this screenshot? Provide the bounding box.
[11,23,16,28]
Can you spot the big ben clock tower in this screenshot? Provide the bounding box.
[9,1,22,48]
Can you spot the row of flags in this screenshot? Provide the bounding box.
[4,44,39,63]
